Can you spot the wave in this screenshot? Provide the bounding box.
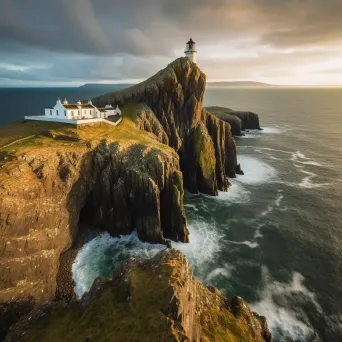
[72,218,223,297]
[254,223,264,239]
[236,155,277,185]
[173,219,223,279]
[298,169,331,189]
[242,127,282,138]
[205,264,234,282]
[72,232,165,298]
[250,267,321,341]
[261,127,282,134]
[275,192,284,207]
[291,151,322,166]
[227,240,259,248]
[184,203,199,212]
[215,182,251,204]
[239,146,293,155]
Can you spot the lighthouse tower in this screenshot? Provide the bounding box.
[184,38,197,63]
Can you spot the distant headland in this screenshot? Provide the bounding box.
[79,83,133,89]
[207,81,274,87]
[80,81,275,89]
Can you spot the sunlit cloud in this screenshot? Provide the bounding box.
[0,0,341,86]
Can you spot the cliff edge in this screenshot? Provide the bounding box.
[5,249,271,342]
[0,117,188,305]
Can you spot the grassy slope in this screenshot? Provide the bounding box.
[0,103,172,172]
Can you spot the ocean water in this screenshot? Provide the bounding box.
[0,85,127,126]
[1,87,341,341]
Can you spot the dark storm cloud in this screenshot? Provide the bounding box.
[0,0,340,85]
[1,0,340,55]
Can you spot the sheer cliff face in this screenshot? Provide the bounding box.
[0,124,187,303]
[5,249,271,342]
[92,57,238,194]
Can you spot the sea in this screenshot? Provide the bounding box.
[0,86,341,342]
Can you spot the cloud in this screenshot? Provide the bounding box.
[0,0,341,85]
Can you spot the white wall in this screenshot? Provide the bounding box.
[45,101,68,119]
[185,43,197,63]
[45,101,119,120]
[106,109,116,116]
[25,116,122,127]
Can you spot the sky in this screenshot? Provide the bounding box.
[0,0,341,86]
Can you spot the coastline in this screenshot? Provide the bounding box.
[55,224,104,302]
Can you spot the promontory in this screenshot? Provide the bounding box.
[0,58,271,341]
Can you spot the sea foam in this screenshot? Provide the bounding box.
[250,267,320,341]
[72,232,164,298]
[73,218,223,297]
[235,155,277,185]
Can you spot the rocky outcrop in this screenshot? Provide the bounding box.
[81,142,187,243]
[92,58,238,194]
[0,299,36,341]
[205,106,243,136]
[135,103,169,145]
[5,249,271,342]
[230,111,261,130]
[0,122,187,304]
[206,106,261,135]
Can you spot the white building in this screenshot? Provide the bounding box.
[184,38,197,63]
[44,98,120,120]
[25,98,122,126]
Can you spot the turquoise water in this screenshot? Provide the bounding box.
[1,87,341,341]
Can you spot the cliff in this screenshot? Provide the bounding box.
[206,106,261,135]
[91,58,239,193]
[0,59,241,305]
[0,118,187,306]
[5,249,271,342]
[0,58,266,340]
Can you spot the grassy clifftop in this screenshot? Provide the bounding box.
[0,103,165,155]
[0,103,188,304]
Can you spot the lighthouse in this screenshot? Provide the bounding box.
[184,38,197,63]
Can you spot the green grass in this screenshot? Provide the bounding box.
[0,102,168,153]
[0,102,174,180]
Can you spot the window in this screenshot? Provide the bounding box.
[71,111,74,116]
[56,110,59,116]
[64,110,67,116]
[50,110,52,115]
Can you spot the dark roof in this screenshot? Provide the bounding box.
[187,38,195,44]
[98,107,115,112]
[63,104,94,109]
[62,104,78,109]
